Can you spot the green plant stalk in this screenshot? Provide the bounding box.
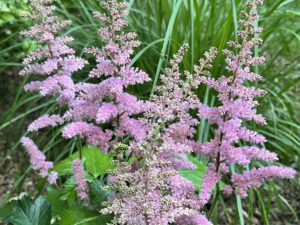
[207,182,220,219]
[77,138,83,160]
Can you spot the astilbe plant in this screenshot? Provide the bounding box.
[101,46,216,225]
[18,0,296,224]
[101,0,295,224]
[195,0,295,213]
[20,0,150,202]
[20,137,58,184]
[62,0,150,151]
[20,0,87,184]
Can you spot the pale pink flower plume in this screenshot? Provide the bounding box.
[72,159,89,202]
[231,166,296,198]
[28,114,64,132]
[21,137,57,184]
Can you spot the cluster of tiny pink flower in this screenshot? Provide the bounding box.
[20,0,87,184]
[20,0,87,104]
[61,0,150,151]
[101,1,295,224]
[101,45,216,225]
[72,159,89,203]
[20,0,149,200]
[21,137,57,184]
[196,0,295,204]
[19,0,296,224]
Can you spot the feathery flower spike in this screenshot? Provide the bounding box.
[72,159,89,203]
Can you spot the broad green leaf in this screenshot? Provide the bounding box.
[60,207,112,225]
[7,196,51,225]
[84,147,114,177]
[54,146,115,177]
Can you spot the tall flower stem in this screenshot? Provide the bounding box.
[207,182,220,219]
[206,37,242,219]
[77,138,83,160]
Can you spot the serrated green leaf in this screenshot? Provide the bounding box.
[84,147,114,177]
[54,146,115,177]
[7,196,51,225]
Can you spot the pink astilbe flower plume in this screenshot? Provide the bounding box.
[21,137,57,184]
[72,159,89,203]
[101,45,217,225]
[20,0,87,105]
[196,0,295,204]
[62,122,112,152]
[20,0,87,183]
[28,114,64,132]
[198,164,222,207]
[63,0,150,149]
[230,166,295,198]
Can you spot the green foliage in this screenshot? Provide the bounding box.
[0,196,51,225]
[0,200,16,221]
[179,155,226,193]
[89,180,112,207]
[0,0,28,25]
[16,185,111,225]
[45,187,68,217]
[59,178,78,205]
[60,207,112,225]
[44,180,112,223]
[54,146,115,177]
